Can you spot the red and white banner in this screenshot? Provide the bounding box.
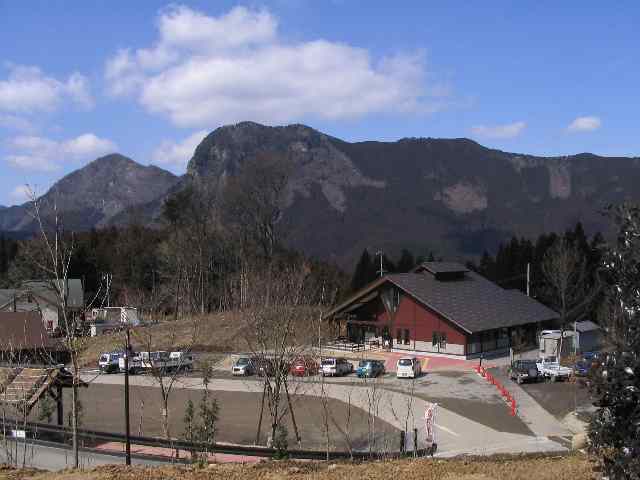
[424,402,438,447]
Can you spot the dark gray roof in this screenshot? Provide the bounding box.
[0,289,19,309]
[415,262,469,274]
[21,279,84,309]
[384,269,558,334]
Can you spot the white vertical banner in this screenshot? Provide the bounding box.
[424,402,438,447]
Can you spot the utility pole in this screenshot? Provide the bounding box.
[124,327,131,465]
[526,263,531,297]
[376,250,386,278]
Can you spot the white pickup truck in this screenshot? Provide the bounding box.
[536,357,573,382]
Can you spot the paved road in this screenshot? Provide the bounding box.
[84,372,568,457]
[489,367,573,438]
[0,440,166,470]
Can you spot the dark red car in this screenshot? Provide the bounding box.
[290,356,319,376]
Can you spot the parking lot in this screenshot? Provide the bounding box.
[521,378,595,420]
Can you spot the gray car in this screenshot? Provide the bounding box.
[232,357,254,376]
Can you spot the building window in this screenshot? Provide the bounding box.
[393,288,401,310]
[432,332,447,350]
[403,329,410,345]
[396,329,402,344]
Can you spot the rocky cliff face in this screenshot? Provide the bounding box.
[188,121,385,212]
[187,123,640,265]
[3,122,640,267]
[0,154,179,232]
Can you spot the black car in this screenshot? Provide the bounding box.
[509,359,540,384]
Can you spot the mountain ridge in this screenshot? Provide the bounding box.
[0,153,180,232]
[3,122,640,266]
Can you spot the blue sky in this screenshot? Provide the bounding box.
[1,1,638,205]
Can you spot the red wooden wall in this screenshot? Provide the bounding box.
[372,292,468,348]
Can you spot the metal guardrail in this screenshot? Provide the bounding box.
[324,341,366,352]
[1,419,432,460]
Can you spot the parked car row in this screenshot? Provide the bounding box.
[98,350,194,374]
[509,351,603,384]
[231,355,422,379]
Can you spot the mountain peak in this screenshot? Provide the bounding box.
[0,154,179,232]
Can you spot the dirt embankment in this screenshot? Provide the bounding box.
[79,308,324,369]
[0,453,595,480]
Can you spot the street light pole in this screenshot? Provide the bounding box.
[124,327,131,465]
[376,250,386,278]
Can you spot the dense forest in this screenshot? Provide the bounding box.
[0,156,348,317]
[0,147,606,325]
[2,215,605,322]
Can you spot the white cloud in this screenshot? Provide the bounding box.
[0,64,93,114]
[5,133,117,172]
[567,116,601,133]
[9,184,34,203]
[0,113,33,132]
[105,5,440,127]
[6,154,59,172]
[470,121,526,139]
[152,130,208,167]
[63,133,117,157]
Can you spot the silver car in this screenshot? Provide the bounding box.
[321,357,353,376]
[232,357,254,376]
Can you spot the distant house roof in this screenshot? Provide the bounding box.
[0,311,60,350]
[573,320,600,333]
[327,262,558,334]
[20,279,84,309]
[0,289,19,309]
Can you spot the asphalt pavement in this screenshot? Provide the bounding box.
[83,371,569,457]
[0,440,167,470]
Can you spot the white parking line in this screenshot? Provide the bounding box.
[435,424,459,437]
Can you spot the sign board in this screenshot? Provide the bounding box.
[11,429,26,439]
[424,402,438,447]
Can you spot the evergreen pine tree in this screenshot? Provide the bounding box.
[396,249,415,273]
[478,250,496,280]
[589,204,640,479]
[350,249,373,292]
[0,234,7,277]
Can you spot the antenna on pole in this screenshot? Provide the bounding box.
[376,250,386,278]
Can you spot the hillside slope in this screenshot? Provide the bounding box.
[3,122,640,266]
[0,154,179,232]
[188,122,640,264]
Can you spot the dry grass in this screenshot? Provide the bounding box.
[0,453,595,480]
[78,311,250,368]
[78,308,323,368]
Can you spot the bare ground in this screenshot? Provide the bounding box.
[27,383,399,452]
[0,453,596,480]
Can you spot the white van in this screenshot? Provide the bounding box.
[396,357,421,378]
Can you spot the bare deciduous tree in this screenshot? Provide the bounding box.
[541,238,588,358]
[134,317,200,442]
[223,153,292,261]
[25,191,85,468]
[240,262,316,449]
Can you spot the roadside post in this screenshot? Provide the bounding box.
[124,327,131,465]
[424,402,438,456]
